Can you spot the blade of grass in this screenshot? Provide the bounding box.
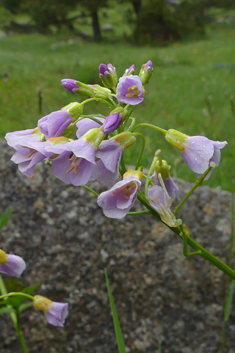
[158,341,162,353]
[221,193,235,353]
[105,269,126,353]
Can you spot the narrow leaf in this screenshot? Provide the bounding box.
[19,302,34,313]
[0,208,13,229]
[224,280,235,321]
[0,307,15,314]
[158,341,162,353]
[5,283,40,308]
[105,269,126,353]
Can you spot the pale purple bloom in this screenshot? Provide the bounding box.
[76,117,104,138]
[139,60,153,84]
[45,302,69,327]
[181,136,227,180]
[151,173,179,202]
[5,129,52,178]
[99,63,116,77]
[38,110,73,139]
[116,75,144,105]
[61,79,79,93]
[148,185,177,227]
[97,174,141,219]
[124,64,135,76]
[92,139,123,186]
[102,112,122,134]
[46,137,99,186]
[0,250,26,277]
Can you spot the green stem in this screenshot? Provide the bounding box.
[144,153,159,197]
[133,132,145,170]
[16,311,29,353]
[0,292,34,301]
[127,210,150,216]
[119,154,127,176]
[0,275,17,327]
[174,165,213,215]
[82,97,114,109]
[130,123,167,135]
[137,191,235,280]
[82,185,98,197]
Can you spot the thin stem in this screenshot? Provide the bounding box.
[174,165,214,215]
[144,152,160,197]
[16,311,29,353]
[127,210,150,216]
[82,185,98,197]
[79,115,104,124]
[0,275,17,327]
[130,123,167,135]
[137,190,235,280]
[119,154,127,176]
[82,97,114,109]
[133,132,145,170]
[0,292,34,301]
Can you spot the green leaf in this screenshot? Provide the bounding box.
[5,283,40,308]
[3,278,24,293]
[0,207,13,229]
[19,302,34,313]
[105,269,126,353]
[158,341,162,353]
[0,307,15,314]
[224,280,235,321]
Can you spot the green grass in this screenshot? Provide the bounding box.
[0,25,234,191]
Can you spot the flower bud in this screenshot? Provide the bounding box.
[165,129,188,151]
[102,112,122,134]
[123,64,135,76]
[0,249,26,277]
[63,102,83,121]
[113,131,136,149]
[154,158,170,179]
[92,84,111,99]
[139,60,153,85]
[62,79,94,97]
[99,63,118,89]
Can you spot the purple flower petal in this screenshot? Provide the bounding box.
[76,117,104,138]
[0,254,26,277]
[45,302,69,327]
[116,75,144,105]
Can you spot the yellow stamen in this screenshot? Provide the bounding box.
[126,85,140,98]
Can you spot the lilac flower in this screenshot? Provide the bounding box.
[61,79,79,93]
[102,112,122,134]
[5,128,52,178]
[151,173,179,202]
[76,117,104,138]
[0,249,26,277]
[46,129,104,186]
[165,129,227,180]
[38,103,83,139]
[139,60,153,84]
[148,185,178,227]
[99,63,118,88]
[124,64,135,76]
[97,170,142,219]
[33,295,68,327]
[116,75,144,105]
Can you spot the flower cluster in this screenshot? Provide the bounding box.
[0,248,68,327]
[5,60,227,223]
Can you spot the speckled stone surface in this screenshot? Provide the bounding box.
[0,139,234,353]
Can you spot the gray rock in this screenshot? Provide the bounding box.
[0,139,234,353]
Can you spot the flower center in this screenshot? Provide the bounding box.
[113,181,136,199]
[126,85,140,98]
[66,154,80,175]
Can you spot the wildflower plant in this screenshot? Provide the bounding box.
[1,60,234,352]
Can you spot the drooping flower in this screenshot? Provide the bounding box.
[139,60,153,84]
[5,128,52,178]
[116,75,145,105]
[123,64,135,76]
[97,169,142,219]
[148,185,178,227]
[102,112,122,134]
[76,117,104,138]
[99,63,118,88]
[0,249,26,277]
[33,295,68,327]
[46,129,104,186]
[151,158,179,202]
[38,103,83,139]
[165,129,227,180]
[92,132,136,187]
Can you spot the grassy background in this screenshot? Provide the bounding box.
[0,9,234,191]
